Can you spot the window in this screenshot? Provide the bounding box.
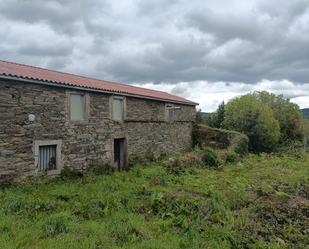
[70,94,86,121]
[34,140,62,175]
[38,145,57,171]
[112,96,124,121]
[165,104,174,122]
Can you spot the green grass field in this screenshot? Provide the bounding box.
[0,153,308,249]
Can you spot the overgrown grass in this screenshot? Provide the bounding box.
[0,153,308,249]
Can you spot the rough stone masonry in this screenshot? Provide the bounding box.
[0,79,196,179]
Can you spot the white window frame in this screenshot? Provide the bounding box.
[34,140,63,175]
[111,96,126,122]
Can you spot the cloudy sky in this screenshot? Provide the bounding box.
[1,0,309,111]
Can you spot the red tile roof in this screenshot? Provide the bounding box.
[0,60,197,106]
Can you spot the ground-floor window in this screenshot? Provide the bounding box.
[34,140,62,174]
[38,145,57,171]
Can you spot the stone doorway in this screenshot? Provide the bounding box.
[114,138,127,170]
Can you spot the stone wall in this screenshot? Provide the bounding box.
[193,124,249,155]
[0,79,196,178]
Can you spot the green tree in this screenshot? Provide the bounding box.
[302,120,309,151]
[223,95,280,152]
[195,109,205,124]
[250,91,303,142]
[215,101,225,128]
[207,101,225,128]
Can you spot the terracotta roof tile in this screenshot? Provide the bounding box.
[0,60,197,106]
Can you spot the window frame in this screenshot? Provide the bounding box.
[165,103,174,123]
[34,140,63,175]
[67,91,89,123]
[111,96,126,122]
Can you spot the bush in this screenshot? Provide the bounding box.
[229,134,249,156]
[88,161,114,175]
[226,149,239,164]
[223,95,280,152]
[0,174,15,189]
[164,153,201,175]
[203,147,222,169]
[60,162,114,180]
[60,167,83,180]
[302,120,309,152]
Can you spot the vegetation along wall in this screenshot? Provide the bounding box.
[193,124,249,155]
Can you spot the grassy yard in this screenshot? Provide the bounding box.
[0,153,308,249]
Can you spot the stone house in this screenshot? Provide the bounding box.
[0,60,197,178]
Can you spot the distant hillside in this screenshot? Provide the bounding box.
[302,108,309,119]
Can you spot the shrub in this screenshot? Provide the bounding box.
[226,149,239,164]
[223,95,280,152]
[88,161,114,175]
[276,140,307,158]
[165,157,187,175]
[203,147,222,168]
[164,153,201,175]
[0,174,15,189]
[302,119,309,152]
[128,156,140,168]
[60,167,83,180]
[229,134,249,156]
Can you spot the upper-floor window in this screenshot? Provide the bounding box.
[165,104,174,122]
[70,94,86,121]
[112,96,125,122]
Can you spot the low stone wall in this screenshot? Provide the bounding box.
[127,121,193,159]
[193,124,249,155]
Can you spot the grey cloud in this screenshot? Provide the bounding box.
[0,0,109,35]
[137,0,179,16]
[182,1,309,83]
[171,84,191,98]
[18,42,73,57]
[258,0,309,19]
[46,57,73,71]
[0,0,309,88]
[186,9,262,42]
